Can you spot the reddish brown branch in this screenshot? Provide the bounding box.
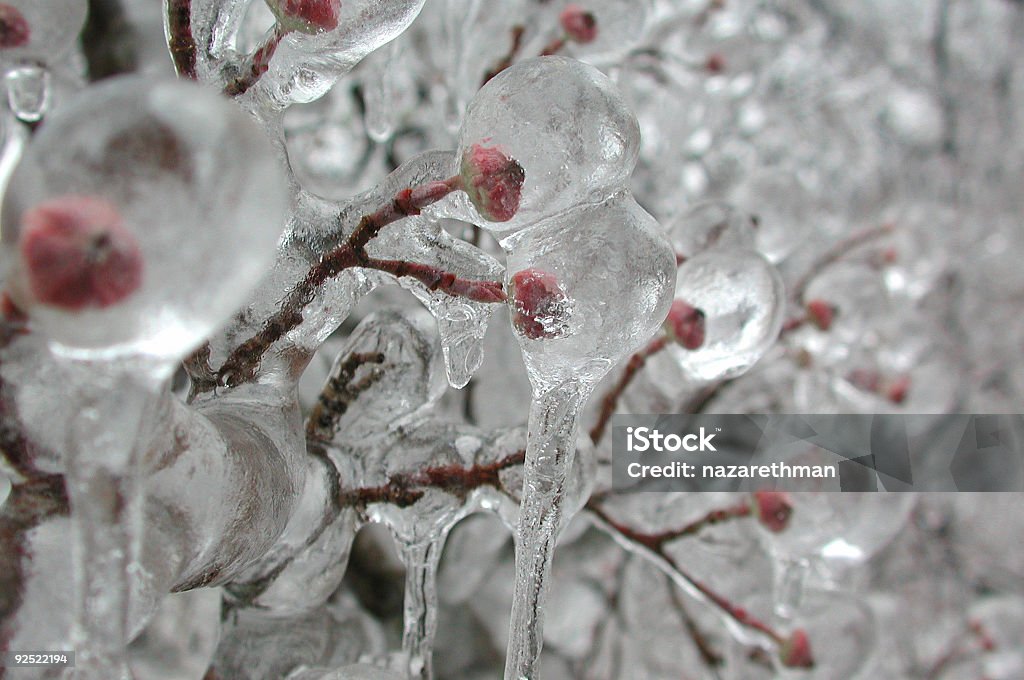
[337,450,526,509]
[668,580,725,669]
[790,223,894,304]
[589,335,668,445]
[586,500,791,648]
[306,351,387,441]
[224,27,285,97]
[215,177,504,388]
[166,0,197,79]
[925,619,997,680]
[482,25,526,85]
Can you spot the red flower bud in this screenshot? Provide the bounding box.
[0,3,29,49]
[705,53,726,74]
[460,143,525,223]
[510,268,569,340]
[805,299,835,331]
[19,195,143,311]
[886,374,910,404]
[751,491,793,533]
[779,629,815,669]
[664,300,706,350]
[560,4,598,44]
[265,0,341,34]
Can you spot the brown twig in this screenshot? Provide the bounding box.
[306,351,387,441]
[790,223,894,304]
[668,579,725,670]
[224,27,285,97]
[482,25,526,85]
[215,178,505,389]
[337,450,526,509]
[166,0,197,79]
[586,500,790,648]
[589,335,669,445]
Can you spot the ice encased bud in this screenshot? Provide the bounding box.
[509,268,571,340]
[456,57,640,234]
[504,196,675,388]
[459,143,525,223]
[264,0,341,34]
[0,0,86,62]
[669,248,784,382]
[19,195,142,311]
[1,76,288,362]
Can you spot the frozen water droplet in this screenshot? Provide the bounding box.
[669,248,785,382]
[4,65,49,123]
[362,42,401,143]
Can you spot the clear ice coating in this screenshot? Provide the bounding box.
[1,76,288,362]
[2,1,1024,679]
[666,247,785,383]
[453,56,641,233]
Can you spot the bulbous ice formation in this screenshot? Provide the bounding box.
[504,195,676,388]
[1,76,288,362]
[455,56,641,234]
[667,248,785,382]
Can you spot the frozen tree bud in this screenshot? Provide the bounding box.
[560,4,598,44]
[664,299,706,350]
[18,195,142,311]
[264,0,341,34]
[460,142,525,223]
[887,374,911,404]
[0,3,29,48]
[509,268,569,340]
[779,629,815,668]
[751,491,793,533]
[805,299,835,331]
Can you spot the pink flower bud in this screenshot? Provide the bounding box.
[509,268,568,340]
[19,195,143,311]
[751,491,793,533]
[460,143,525,223]
[0,4,29,49]
[265,0,341,34]
[779,629,815,669]
[664,300,706,350]
[805,299,835,331]
[560,4,598,44]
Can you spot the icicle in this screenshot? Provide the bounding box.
[412,295,491,389]
[504,381,587,680]
[65,368,164,680]
[399,537,446,679]
[363,42,401,143]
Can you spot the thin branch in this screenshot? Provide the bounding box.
[586,500,789,647]
[589,335,669,445]
[337,450,526,509]
[166,0,198,79]
[215,178,504,389]
[790,223,894,304]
